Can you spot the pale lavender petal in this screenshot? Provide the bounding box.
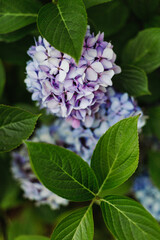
[34,52,47,62]
[86,68,97,81]
[60,59,69,72]
[102,48,113,60]
[56,70,66,82]
[91,61,104,73]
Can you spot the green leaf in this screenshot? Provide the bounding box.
[0,105,40,152]
[15,236,49,240]
[113,65,150,97]
[0,0,41,34]
[83,0,112,9]
[0,24,36,43]
[137,70,160,104]
[91,116,139,197]
[0,59,5,99]
[37,0,87,63]
[127,0,160,20]
[147,106,160,140]
[25,142,98,201]
[88,0,129,37]
[101,195,160,240]
[122,28,160,74]
[148,150,160,189]
[51,206,94,240]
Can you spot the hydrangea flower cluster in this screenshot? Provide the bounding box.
[133,173,160,221]
[25,26,121,128]
[11,133,68,210]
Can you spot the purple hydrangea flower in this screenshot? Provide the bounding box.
[25,26,121,128]
[133,173,160,221]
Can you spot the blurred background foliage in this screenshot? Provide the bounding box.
[0,0,160,239]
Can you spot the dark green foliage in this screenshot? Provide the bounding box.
[113,65,150,97]
[37,0,87,63]
[0,105,40,152]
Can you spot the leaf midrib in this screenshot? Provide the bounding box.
[57,3,77,57]
[73,204,92,239]
[0,115,37,130]
[51,150,96,197]
[0,12,37,17]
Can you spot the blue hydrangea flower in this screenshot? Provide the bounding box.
[25,26,121,128]
[133,173,160,221]
[85,87,146,130]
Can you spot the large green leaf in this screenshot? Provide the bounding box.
[83,0,112,9]
[127,0,160,20]
[0,105,40,152]
[101,195,160,240]
[0,0,41,34]
[148,150,160,189]
[113,65,150,97]
[0,59,5,99]
[122,28,160,73]
[91,116,139,196]
[37,0,87,63]
[51,206,94,240]
[25,142,98,201]
[88,0,129,37]
[15,236,49,240]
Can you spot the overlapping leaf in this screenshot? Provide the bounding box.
[101,195,160,240]
[113,65,150,97]
[91,116,139,196]
[37,0,87,63]
[25,142,98,201]
[122,28,160,73]
[51,206,94,240]
[0,105,40,152]
[0,0,41,34]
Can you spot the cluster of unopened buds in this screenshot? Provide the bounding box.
[12,26,147,210]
